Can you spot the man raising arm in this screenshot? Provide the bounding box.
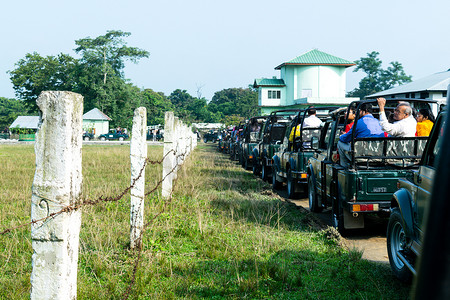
[377,98,417,137]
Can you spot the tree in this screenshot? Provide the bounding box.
[9,30,150,128]
[74,30,149,85]
[141,89,173,125]
[347,51,412,99]
[0,97,28,131]
[73,30,149,124]
[9,53,78,112]
[209,88,258,119]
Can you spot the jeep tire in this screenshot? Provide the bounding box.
[261,161,269,181]
[272,167,282,190]
[308,175,322,212]
[387,208,413,282]
[286,168,296,199]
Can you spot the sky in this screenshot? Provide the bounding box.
[1,0,449,102]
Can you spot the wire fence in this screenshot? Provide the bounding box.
[0,106,196,299]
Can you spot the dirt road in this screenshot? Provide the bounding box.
[282,194,389,264]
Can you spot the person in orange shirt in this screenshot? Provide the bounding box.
[416,108,435,136]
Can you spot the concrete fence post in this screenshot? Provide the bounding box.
[130,107,147,249]
[162,112,175,198]
[30,91,83,300]
[174,117,181,177]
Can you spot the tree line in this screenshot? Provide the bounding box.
[1,30,412,131]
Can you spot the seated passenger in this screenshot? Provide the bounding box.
[377,98,417,137]
[416,108,435,136]
[337,103,385,168]
[289,123,300,142]
[303,107,323,128]
[343,108,356,133]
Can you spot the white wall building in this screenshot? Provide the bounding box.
[254,49,359,115]
[82,108,111,137]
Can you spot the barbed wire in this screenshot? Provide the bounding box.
[1,140,193,299]
[0,148,180,236]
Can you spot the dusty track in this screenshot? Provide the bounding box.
[278,190,389,264]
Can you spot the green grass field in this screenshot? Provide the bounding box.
[0,143,411,299]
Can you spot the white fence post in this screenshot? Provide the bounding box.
[161,112,198,198]
[30,91,83,300]
[130,107,147,249]
[162,112,175,198]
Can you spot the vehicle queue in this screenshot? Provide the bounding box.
[214,91,449,284]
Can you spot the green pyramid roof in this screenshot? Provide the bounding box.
[253,78,286,87]
[275,49,355,70]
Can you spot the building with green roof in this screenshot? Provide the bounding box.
[254,49,359,114]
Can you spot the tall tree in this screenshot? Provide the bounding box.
[347,51,412,99]
[73,30,149,123]
[9,30,149,128]
[9,53,78,112]
[74,30,149,85]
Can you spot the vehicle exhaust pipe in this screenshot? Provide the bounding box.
[353,212,359,218]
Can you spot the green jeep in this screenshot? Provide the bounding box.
[251,109,298,180]
[99,129,129,141]
[387,110,446,282]
[272,107,338,199]
[307,99,438,233]
[240,116,268,170]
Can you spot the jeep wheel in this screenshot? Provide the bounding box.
[118,137,124,141]
[331,184,346,235]
[308,175,322,212]
[261,162,269,181]
[100,136,106,141]
[387,208,413,282]
[253,162,260,176]
[203,138,208,143]
[244,158,251,170]
[286,168,296,199]
[272,167,282,190]
[84,136,90,141]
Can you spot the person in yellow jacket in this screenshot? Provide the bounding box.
[289,123,301,142]
[416,108,435,136]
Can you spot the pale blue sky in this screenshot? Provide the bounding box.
[1,0,449,101]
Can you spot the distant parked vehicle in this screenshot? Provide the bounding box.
[203,131,218,143]
[99,129,129,141]
[147,130,163,141]
[82,132,94,141]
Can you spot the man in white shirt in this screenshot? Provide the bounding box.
[376,98,417,137]
[302,107,323,128]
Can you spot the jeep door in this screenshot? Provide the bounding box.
[414,114,445,231]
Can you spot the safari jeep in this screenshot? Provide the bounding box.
[272,107,337,199]
[251,109,298,180]
[387,110,446,282]
[240,116,268,170]
[307,99,438,233]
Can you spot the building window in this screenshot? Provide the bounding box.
[268,90,281,99]
[405,93,410,98]
[420,92,429,99]
[301,89,312,98]
[411,93,415,99]
[443,91,447,98]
